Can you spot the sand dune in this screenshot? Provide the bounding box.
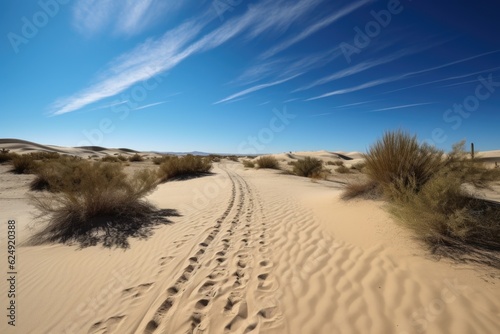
[1,142,500,334]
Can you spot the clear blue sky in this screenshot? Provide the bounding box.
[1,0,499,154]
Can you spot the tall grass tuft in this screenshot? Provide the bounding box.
[293,157,323,177]
[255,156,280,169]
[364,130,444,199]
[242,160,255,168]
[29,161,159,247]
[11,154,38,174]
[158,155,212,181]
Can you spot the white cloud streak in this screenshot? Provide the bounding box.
[52,0,328,115]
[260,0,370,59]
[214,74,302,105]
[370,102,435,112]
[307,50,500,100]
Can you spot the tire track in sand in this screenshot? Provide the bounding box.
[139,165,281,334]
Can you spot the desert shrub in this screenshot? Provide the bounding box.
[29,151,61,160]
[364,130,444,199]
[293,157,323,177]
[327,160,344,166]
[242,160,255,168]
[101,156,121,163]
[158,155,212,181]
[255,156,280,169]
[0,151,17,163]
[28,162,159,247]
[341,181,381,200]
[335,166,351,174]
[207,154,222,162]
[30,158,96,192]
[11,154,38,174]
[226,155,239,162]
[117,155,127,162]
[129,153,144,162]
[350,162,366,171]
[152,155,172,165]
[390,172,500,257]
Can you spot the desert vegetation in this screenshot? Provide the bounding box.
[242,159,255,168]
[28,159,162,248]
[293,157,323,177]
[158,155,212,181]
[255,156,280,169]
[129,153,144,162]
[343,130,500,266]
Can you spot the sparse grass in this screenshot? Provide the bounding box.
[293,157,323,178]
[226,155,239,162]
[255,156,280,169]
[152,155,171,165]
[101,156,121,163]
[242,160,255,168]
[117,155,127,162]
[327,160,344,166]
[28,161,160,247]
[345,130,500,267]
[335,165,351,174]
[11,154,39,174]
[28,151,61,160]
[350,162,366,172]
[342,181,381,200]
[207,154,222,162]
[158,155,212,181]
[129,153,144,162]
[0,151,18,163]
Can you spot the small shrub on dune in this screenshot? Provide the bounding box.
[207,154,222,162]
[226,155,239,162]
[101,155,121,163]
[327,160,344,166]
[29,151,61,160]
[29,162,159,246]
[11,154,38,174]
[0,151,17,163]
[342,180,381,200]
[335,165,351,174]
[152,155,171,165]
[350,162,366,172]
[129,153,144,162]
[158,155,212,181]
[364,130,444,199]
[242,160,255,168]
[293,157,323,177]
[255,156,280,169]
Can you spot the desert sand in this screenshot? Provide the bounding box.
[1,139,499,334]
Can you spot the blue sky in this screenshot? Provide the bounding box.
[1,0,499,154]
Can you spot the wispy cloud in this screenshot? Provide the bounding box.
[72,0,182,36]
[260,0,370,59]
[52,0,328,115]
[370,102,435,112]
[293,45,430,93]
[214,74,302,105]
[306,50,500,100]
[134,101,168,111]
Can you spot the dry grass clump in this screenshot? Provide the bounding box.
[293,157,323,177]
[255,156,280,169]
[101,155,121,163]
[129,153,144,162]
[29,161,160,248]
[0,150,18,163]
[346,130,500,267]
[364,130,444,199]
[342,180,381,200]
[226,155,239,162]
[327,160,344,166]
[207,154,222,162]
[30,158,94,192]
[335,165,351,174]
[242,160,255,168]
[152,155,172,165]
[350,162,366,172]
[158,155,212,181]
[11,154,39,174]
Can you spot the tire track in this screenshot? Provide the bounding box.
[138,165,282,334]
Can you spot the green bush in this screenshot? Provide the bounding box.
[255,156,280,169]
[293,157,323,177]
[158,155,212,181]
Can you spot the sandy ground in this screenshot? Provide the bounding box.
[0,140,500,334]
